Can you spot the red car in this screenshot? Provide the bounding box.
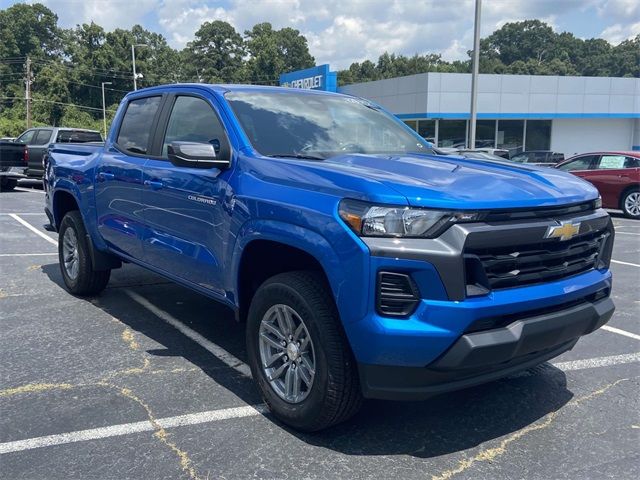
[556,151,640,219]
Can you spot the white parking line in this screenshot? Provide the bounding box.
[553,352,640,371]
[14,187,45,194]
[8,214,57,247]
[615,231,640,236]
[0,212,46,216]
[1,351,638,455]
[611,259,640,268]
[601,325,640,341]
[125,290,252,377]
[0,253,57,257]
[0,404,267,455]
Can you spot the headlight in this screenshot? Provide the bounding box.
[594,196,602,209]
[339,199,482,238]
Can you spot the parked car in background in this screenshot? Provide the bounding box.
[511,150,565,166]
[0,137,16,142]
[556,152,640,219]
[15,127,103,179]
[0,139,28,191]
[469,147,510,159]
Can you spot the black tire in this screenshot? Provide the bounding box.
[620,188,640,219]
[0,178,18,191]
[246,271,362,432]
[58,211,111,295]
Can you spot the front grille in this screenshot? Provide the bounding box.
[376,272,420,317]
[465,229,610,290]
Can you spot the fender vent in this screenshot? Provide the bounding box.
[376,272,420,317]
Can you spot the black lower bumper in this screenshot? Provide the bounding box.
[359,296,615,400]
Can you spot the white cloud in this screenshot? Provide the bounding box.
[600,21,640,44]
[27,0,640,69]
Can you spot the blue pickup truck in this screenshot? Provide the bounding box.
[45,84,615,431]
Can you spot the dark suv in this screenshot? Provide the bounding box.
[15,127,103,178]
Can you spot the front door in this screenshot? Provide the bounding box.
[95,95,163,260]
[141,94,233,295]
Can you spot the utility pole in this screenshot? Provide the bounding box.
[131,44,147,91]
[25,56,33,129]
[469,0,482,149]
[101,82,112,138]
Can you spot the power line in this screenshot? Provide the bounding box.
[0,97,117,113]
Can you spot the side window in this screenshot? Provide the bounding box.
[116,96,162,155]
[162,96,229,158]
[16,130,35,144]
[624,156,640,168]
[33,129,53,145]
[558,155,597,171]
[596,155,626,170]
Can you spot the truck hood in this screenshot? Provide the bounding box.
[317,153,599,209]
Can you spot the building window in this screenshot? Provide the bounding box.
[475,120,496,148]
[525,120,551,151]
[497,120,524,156]
[403,120,417,131]
[417,120,436,144]
[438,120,467,148]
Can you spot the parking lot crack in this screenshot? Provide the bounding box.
[430,378,630,480]
[0,383,75,397]
[97,381,203,480]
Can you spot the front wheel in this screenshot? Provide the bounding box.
[246,271,362,431]
[621,189,640,219]
[58,211,111,295]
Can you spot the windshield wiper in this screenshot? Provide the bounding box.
[266,153,325,161]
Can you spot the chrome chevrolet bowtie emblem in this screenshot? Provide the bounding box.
[545,221,581,241]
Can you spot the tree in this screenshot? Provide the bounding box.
[184,20,245,83]
[244,23,314,84]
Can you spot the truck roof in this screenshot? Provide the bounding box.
[131,83,346,98]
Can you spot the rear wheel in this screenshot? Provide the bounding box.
[0,178,17,191]
[58,211,111,295]
[621,189,640,219]
[246,271,362,431]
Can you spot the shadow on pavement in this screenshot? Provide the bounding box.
[41,261,573,459]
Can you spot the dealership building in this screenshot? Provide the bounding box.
[280,65,640,156]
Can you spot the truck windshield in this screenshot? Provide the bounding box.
[225,90,431,159]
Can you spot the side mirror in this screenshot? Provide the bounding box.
[167,141,230,169]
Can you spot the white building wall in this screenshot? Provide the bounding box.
[550,118,634,157]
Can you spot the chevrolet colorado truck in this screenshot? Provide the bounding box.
[45,84,615,431]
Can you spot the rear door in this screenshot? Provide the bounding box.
[95,95,163,260]
[27,129,53,175]
[141,93,233,293]
[586,154,637,208]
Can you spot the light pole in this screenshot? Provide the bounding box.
[469,0,482,149]
[101,82,112,138]
[131,44,147,90]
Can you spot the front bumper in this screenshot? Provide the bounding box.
[343,207,615,400]
[359,296,614,400]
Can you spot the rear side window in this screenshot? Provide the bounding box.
[117,96,162,154]
[57,130,103,143]
[33,129,53,145]
[161,96,229,157]
[624,157,640,168]
[597,155,626,169]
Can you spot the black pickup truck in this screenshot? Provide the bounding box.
[12,127,103,179]
[0,140,28,191]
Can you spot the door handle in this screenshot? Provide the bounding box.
[144,179,164,190]
[97,172,115,181]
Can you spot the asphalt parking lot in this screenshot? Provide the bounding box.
[1,181,639,480]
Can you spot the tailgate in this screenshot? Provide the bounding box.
[0,143,27,168]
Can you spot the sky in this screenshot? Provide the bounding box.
[3,0,640,69]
